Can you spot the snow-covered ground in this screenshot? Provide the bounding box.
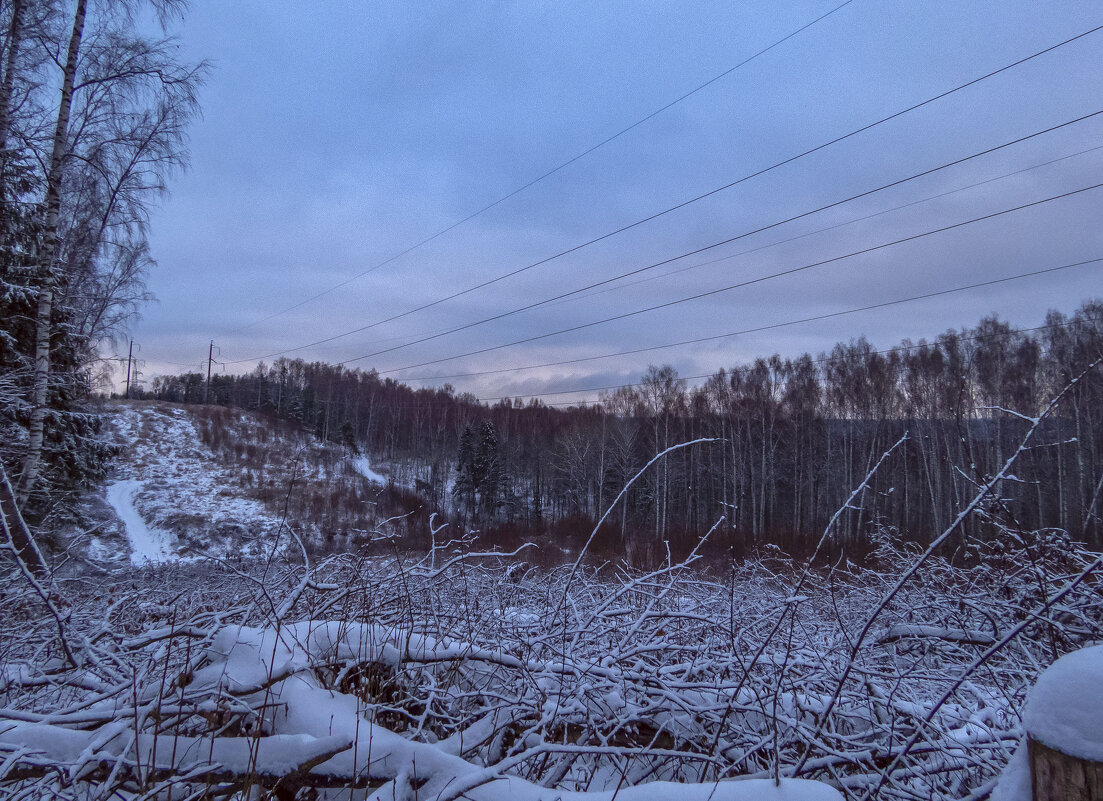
[7,534,1099,799]
[104,479,175,564]
[99,403,285,562]
[6,483,1103,799]
[352,454,387,484]
[95,402,400,564]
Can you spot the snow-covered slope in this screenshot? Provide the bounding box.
[99,403,283,562]
[352,454,387,484]
[95,401,403,565]
[104,478,175,564]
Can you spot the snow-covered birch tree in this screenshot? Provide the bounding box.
[7,0,203,522]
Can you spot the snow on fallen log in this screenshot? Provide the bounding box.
[0,721,351,784]
[198,618,683,698]
[876,623,996,647]
[0,616,842,798]
[184,621,843,800]
[194,619,770,756]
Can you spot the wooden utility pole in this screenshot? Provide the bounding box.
[124,340,134,399]
[204,340,214,404]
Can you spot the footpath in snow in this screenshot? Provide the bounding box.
[100,403,281,563]
[104,479,175,564]
[352,454,387,484]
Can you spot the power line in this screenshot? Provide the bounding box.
[216,147,1099,375]
[148,303,1102,414]
[234,116,1103,369]
[223,0,857,337]
[227,26,1103,364]
[351,179,1103,373]
[541,142,1103,311]
[375,142,1103,383]
[329,113,1103,365]
[266,309,1100,411]
[143,360,199,369]
[471,255,1103,403]
[540,316,1103,408]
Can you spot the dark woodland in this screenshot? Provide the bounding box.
[144,302,1103,555]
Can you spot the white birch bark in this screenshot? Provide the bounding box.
[17,0,87,511]
[0,0,26,149]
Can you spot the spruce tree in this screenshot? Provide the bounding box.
[452,424,476,522]
[474,421,503,524]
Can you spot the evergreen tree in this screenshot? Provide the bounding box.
[1,138,113,528]
[1,0,203,543]
[452,424,476,522]
[474,421,503,524]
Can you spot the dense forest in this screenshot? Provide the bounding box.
[144,301,1103,554]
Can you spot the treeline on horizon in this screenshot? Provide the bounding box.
[142,301,1103,554]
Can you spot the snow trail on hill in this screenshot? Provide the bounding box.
[353,454,387,484]
[97,403,291,563]
[105,478,175,564]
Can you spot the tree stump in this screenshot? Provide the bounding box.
[1029,736,1103,801]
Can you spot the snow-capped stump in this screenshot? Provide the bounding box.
[993,644,1103,801]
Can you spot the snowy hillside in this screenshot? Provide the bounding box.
[92,401,400,565]
[97,403,279,562]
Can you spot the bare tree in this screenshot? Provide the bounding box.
[18,0,87,510]
[16,0,203,512]
[0,0,27,149]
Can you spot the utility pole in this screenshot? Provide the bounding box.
[204,340,214,404]
[124,339,134,399]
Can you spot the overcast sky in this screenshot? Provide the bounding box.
[130,1,1103,404]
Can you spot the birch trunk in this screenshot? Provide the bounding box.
[0,0,26,149]
[17,0,87,509]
